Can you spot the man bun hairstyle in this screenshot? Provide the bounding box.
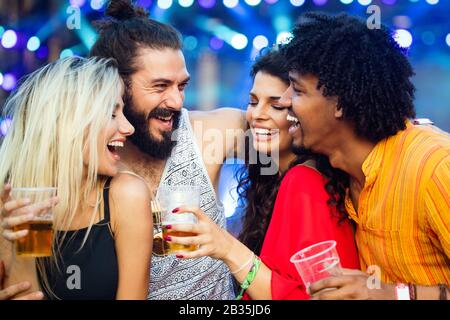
[104,0,147,20]
[90,0,182,81]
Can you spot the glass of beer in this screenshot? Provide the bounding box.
[11,187,57,257]
[158,185,200,255]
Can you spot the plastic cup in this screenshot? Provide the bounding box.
[157,185,200,254]
[11,187,57,257]
[290,240,342,291]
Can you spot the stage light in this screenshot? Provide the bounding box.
[199,0,216,8]
[36,46,49,60]
[210,36,224,50]
[137,0,152,7]
[265,0,278,3]
[223,0,239,8]
[60,49,74,59]
[0,72,3,86]
[2,74,17,91]
[231,34,248,50]
[0,26,4,38]
[244,0,261,6]
[357,0,372,5]
[425,0,439,4]
[421,31,435,46]
[394,29,413,48]
[393,16,412,29]
[253,35,269,50]
[313,0,327,5]
[276,32,292,45]
[290,0,305,6]
[1,30,17,49]
[70,0,86,7]
[157,0,173,9]
[340,0,353,4]
[179,0,194,7]
[184,36,198,50]
[274,16,291,33]
[27,36,41,52]
[90,0,105,10]
[446,34,450,47]
[0,118,12,136]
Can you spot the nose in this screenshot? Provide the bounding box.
[279,86,293,108]
[119,115,135,137]
[251,102,270,120]
[165,86,183,111]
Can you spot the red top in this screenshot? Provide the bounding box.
[245,165,360,300]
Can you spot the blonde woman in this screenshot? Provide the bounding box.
[0,57,153,300]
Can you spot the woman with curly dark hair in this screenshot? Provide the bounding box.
[166,48,360,300]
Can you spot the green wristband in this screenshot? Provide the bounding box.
[236,255,262,300]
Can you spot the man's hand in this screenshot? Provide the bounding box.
[309,268,395,300]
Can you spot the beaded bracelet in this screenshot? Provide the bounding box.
[408,283,416,300]
[439,284,449,300]
[235,255,262,300]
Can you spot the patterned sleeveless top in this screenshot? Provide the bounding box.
[148,108,235,300]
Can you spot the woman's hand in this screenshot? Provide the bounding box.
[1,183,59,242]
[166,206,235,260]
[0,261,44,300]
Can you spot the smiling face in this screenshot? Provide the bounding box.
[281,72,341,154]
[124,47,190,159]
[84,88,135,177]
[246,72,292,156]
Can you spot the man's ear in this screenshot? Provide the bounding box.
[335,105,343,118]
[332,97,343,118]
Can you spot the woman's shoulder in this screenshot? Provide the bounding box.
[109,172,151,206]
[282,164,326,186]
[107,173,152,232]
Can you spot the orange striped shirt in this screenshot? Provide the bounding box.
[345,121,450,285]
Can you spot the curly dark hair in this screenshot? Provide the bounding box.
[237,49,349,256]
[282,12,416,143]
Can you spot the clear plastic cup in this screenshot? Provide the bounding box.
[11,187,57,257]
[290,240,342,292]
[157,185,200,254]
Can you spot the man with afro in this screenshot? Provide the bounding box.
[279,12,450,300]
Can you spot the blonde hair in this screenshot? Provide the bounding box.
[0,57,122,297]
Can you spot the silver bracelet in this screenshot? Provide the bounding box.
[230,252,255,275]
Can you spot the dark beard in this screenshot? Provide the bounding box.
[292,144,314,157]
[290,120,313,156]
[124,104,181,160]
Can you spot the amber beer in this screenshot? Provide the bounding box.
[11,187,56,257]
[13,220,53,257]
[162,225,198,253]
[158,185,201,255]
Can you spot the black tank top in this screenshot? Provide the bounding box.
[37,178,118,300]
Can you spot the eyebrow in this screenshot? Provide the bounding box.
[288,75,299,84]
[249,92,281,100]
[151,76,191,85]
